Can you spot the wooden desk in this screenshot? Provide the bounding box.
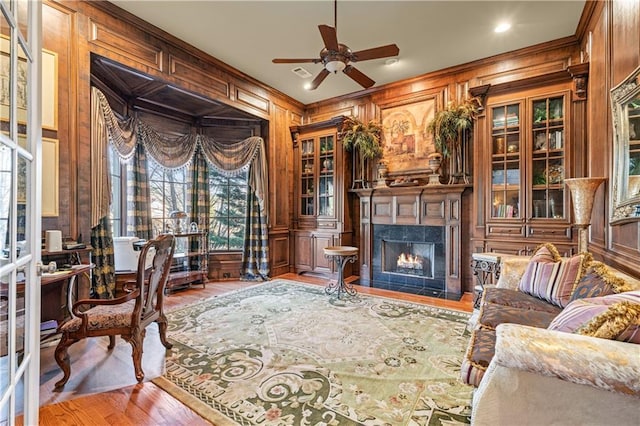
[0,265,93,328]
[42,247,93,269]
[41,265,93,323]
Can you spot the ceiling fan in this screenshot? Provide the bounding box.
[272,0,399,90]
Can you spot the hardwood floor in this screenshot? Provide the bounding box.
[28,273,473,425]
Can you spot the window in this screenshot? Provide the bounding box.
[108,148,249,252]
[108,146,123,237]
[148,156,188,235]
[209,168,247,251]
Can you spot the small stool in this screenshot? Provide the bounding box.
[323,246,358,299]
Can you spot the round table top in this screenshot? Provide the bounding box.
[323,246,358,256]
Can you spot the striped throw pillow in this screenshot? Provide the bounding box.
[548,291,640,343]
[518,251,586,308]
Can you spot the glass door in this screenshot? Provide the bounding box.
[318,135,334,217]
[0,1,42,424]
[530,95,566,219]
[490,102,521,219]
[300,137,315,216]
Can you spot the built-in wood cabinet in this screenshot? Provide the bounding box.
[290,117,353,275]
[476,85,578,256]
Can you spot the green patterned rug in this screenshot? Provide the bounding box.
[153,279,473,425]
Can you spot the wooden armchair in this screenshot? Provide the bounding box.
[54,233,175,390]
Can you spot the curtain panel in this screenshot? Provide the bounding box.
[126,143,153,240]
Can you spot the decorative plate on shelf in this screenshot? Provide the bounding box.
[545,165,564,184]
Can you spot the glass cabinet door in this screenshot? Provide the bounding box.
[300,138,314,216]
[318,135,334,217]
[530,95,566,219]
[490,103,521,219]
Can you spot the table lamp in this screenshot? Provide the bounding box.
[565,177,606,253]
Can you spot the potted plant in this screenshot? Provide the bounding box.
[341,116,384,188]
[427,99,478,182]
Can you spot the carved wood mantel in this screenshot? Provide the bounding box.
[352,184,468,296]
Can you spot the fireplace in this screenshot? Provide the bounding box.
[382,240,434,278]
[353,185,465,299]
[372,224,447,297]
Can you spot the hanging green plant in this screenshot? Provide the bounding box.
[426,99,478,157]
[341,116,384,160]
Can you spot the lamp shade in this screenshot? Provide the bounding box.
[565,177,606,225]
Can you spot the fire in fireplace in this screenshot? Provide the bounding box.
[382,240,434,278]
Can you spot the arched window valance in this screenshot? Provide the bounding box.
[92,87,269,217]
[91,86,270,286]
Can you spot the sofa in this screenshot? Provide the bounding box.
[461,244,640,425]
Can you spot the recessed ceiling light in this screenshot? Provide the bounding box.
[495,23,511,33]
[303,82,313,90]
[385,58,399,66]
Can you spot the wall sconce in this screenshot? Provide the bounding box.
[565,177,606,253]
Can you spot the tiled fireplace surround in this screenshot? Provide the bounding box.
[354,185,465,300]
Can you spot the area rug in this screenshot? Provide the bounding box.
[153,279,473,425]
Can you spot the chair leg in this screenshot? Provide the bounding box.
[107,335,116,350]
[126,328,145,383]
[157,314,173,349]
[53,332,78,390]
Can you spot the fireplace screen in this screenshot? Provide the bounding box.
[382,240,434,278]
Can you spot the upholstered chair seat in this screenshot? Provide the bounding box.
[59,300,137,333]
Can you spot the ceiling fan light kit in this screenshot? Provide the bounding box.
[272,0,399,90]
[325,60,346,73]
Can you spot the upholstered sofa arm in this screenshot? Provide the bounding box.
[493,323,640,396]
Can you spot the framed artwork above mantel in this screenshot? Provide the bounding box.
[379,94,440,177]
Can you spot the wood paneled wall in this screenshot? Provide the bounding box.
[43,0,640,294]
[44,0,304,276]
[582,0,640,274]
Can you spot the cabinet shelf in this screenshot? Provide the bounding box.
[167,231,208,294]
[291,117,350,276]
[485,91,572,249]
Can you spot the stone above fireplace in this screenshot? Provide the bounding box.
[353,184,467,299]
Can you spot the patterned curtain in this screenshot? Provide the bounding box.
[90,87,121,297]
[241,189,269,280]
[126,143,153,240]
[90,216,116,299]
[188,148,210,268]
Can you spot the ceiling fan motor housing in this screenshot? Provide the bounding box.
[321,44,351,73]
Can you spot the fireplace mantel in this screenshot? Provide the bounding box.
[352,184,469,297]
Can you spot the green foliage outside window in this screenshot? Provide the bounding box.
[209,169,247,251]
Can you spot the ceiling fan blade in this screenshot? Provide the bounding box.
[343,65,375,89]
[318,25,339,51]
[272,58,320,64]
[308,69,330,90]
[351,44,400,62]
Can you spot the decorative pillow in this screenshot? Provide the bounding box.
[570,261,633,302]
[518,244,586,308]
[530,243,561,263]
[548,291,640,344]
[577,301,640,340]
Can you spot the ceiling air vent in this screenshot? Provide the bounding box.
[291,67,313,78]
